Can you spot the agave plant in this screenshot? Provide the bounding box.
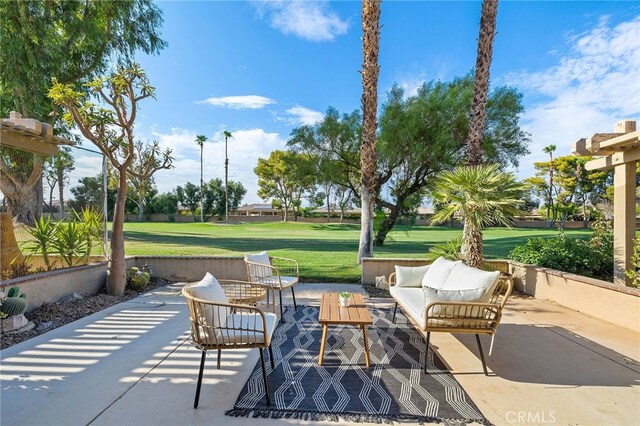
[23,216,58,270]
[431,164,525,268]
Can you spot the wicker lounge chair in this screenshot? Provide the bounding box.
[244,252,299,321]
[182,277,277,408]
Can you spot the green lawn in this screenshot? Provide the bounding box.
[122,221,591,282]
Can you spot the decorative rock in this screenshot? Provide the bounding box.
[36,321,54,332]
[1,314,28,332]
[72,292,83,300]
[375,276,389,290]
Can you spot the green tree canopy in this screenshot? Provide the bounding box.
[255,150,316,222]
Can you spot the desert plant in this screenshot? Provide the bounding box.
[52,221,90,268]
[431,164,525,268]
[126,267,150,291]
[0,286,27,317]
[427,237,463,261]
[74,207,105,260]
[24,216,58,270]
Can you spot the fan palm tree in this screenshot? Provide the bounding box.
[467,0,499,165]
[223,130,233,221]
[358,0,381,264]
[431,164,525,268]
[195,134,207,223]
[543,144,556,227]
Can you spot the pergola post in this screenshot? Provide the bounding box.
[574,119,638,286]
[613,162,636,285]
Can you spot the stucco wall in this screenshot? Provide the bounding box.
[509,261,640,331]
[128,255,247,282]
[0,262,107,312]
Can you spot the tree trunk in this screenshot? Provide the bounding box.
[137,200,144,222]
[326,191,331,223]
[374,202,402,246]
[57,166,65,219]
[358,0,381,264]
[199,144,204,223]
[358,188,375,262]
[106,171,128,296]
[463,220,483,268]
[467,0,499,165]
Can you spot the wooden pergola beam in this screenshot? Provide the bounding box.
[0,130,60,156]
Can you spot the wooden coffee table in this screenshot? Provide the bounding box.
[318,293,373,368]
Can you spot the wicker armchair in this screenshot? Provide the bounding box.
[182,279,277,408]
[389,272,513,375]
[244,253,299,321]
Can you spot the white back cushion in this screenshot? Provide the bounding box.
[420,257,461,289]
[442,262,500,296]
[394,265,430,287]
[244,251,271,266]
[188,272,229,327]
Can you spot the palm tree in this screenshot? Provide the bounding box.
[195,134,207,223]
[467,0,499,165]
[431,164,525,268]
[223,130,233,221]
[543,144,556,227]
[358,0,381,264]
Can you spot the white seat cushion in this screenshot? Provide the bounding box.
[421,257,461,289]
[394,265,430,287]
[186,273,230,327]
[258,275,298,288]
[442,263,500,295]
[219,312,278,344]
[390,286,427,329]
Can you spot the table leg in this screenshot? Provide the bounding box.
[318,324,328,366]
[362,324,371,368]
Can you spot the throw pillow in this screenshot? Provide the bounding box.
[442,262,500,296]
[188,272,230,328]
[394,265,430,287]
[423,286,487,318]
[244,251,271,266]
[420,257,462,289]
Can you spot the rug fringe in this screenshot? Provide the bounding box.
[224,407,492,425]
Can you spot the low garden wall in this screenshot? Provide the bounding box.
[128,255,246,282]
[0,261,108,312]
[361,257,640,332]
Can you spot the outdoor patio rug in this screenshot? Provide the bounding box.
[226,306,490,425]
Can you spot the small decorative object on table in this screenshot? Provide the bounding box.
[339,291,352,307]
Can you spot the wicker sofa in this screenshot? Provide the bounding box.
[388,257,513,375]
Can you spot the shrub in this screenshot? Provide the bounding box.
[427,237,463,261]
[509,223,613,281]
[625,237,640,288]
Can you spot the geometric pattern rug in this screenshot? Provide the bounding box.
[226,306,490,425]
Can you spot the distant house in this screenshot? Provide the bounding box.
[233,203,281,216]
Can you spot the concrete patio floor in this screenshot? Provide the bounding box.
[1,282,639,426]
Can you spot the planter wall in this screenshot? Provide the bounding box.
[0,261,107,313]
[128,255,247,282]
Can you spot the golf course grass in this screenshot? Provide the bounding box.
[122,221,591,282]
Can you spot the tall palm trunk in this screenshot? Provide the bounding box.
[224,136,229,222]
[467,0,499,165]
[358,0,381,264]
[57,166,65,219]
[199,143,204,223]
[463,220,483,268]
[548,151,554,227]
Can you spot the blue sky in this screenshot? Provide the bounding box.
[69,0,640,205]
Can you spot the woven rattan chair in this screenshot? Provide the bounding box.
[389,272,513,375]
[244,253,299,321]
[182,279,277,408]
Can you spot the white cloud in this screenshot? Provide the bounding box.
[197,95,276,109]
[504,15,640,177]
[284,105,324,125]
[151,128,287,203]
[255,0,349,42]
